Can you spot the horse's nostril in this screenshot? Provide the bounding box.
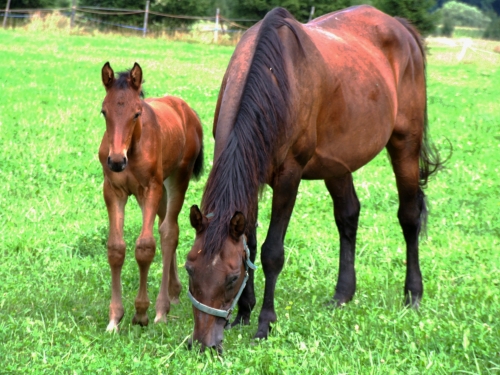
[107,156,112,166]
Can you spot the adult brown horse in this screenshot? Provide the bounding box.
[99,62,203,331]
[185,5,441,351]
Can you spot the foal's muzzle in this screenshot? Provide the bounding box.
[107,156,128,172]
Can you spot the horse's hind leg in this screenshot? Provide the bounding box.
[104,180,128,332]
[387,131,425,307]
[325,174,360,306]
[154,170,188,324]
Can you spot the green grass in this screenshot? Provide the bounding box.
[0,29,499,374]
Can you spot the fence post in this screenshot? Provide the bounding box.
[2,0,11,29]
[143,0,150,38]
[70,0,76,29]
[214,8,220,43]
[457,38,472,62]
[308,6,315,22]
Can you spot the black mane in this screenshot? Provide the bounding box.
[115,70,145,98]
[201,7,303,258]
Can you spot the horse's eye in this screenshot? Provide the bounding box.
[101,110,106,118]
[226,274,239,287]
[134,112,141,120]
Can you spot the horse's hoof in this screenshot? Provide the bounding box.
[230,314,250,328]
[187,337,193,350]
[253,327,270,340]
[325,298,346,308]
[405,295,421,310]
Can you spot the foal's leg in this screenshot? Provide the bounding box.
[325,174,361,306]
[104,180,128,332]
[132,180,163,326]
[387,134,425,307]
[256,167,302,339]
[154,170,189,323]
[231,219,257,327]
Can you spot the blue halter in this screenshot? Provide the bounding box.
[187,236,257,329]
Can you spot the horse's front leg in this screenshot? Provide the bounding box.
[132,180,163,327]
[256,167,302,339]
[104,180,128,332]
[231,219,257,327]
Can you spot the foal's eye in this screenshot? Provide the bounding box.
[133,112,141,120]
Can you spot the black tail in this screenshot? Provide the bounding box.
[192,140,204,180]
[419,106,443,188]
[395,17,444,188]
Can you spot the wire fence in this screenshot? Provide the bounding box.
[1,3,258,41]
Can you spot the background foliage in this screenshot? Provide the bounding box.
[3,0,500,38]
[440,0,492,26]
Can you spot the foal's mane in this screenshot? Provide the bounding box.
[201,7,302,258]
[114,70,145,98]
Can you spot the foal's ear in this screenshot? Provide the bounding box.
[190,205,204,233]
[229,212,246,240]
[101,62,114,90]
[130,62,143,91]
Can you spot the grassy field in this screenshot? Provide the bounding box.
[0,28,499,374]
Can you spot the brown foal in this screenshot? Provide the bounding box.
[99,62,203,331]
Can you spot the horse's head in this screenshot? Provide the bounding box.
[101,62,143,172]
[185,205,255,353]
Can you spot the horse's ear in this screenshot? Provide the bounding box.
[101,62,114,90]
[190,205,204,233]
[229,212,246,240]
[130,62,143,91]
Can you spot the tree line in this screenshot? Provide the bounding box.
[2,0,500,37]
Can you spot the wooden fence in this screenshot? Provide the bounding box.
[1,2,258,40]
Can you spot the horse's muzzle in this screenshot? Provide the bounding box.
[107,156,128,172]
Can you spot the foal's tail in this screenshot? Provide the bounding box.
[396,17,444,189]
[192,109,204,180]
[192,140,204,180]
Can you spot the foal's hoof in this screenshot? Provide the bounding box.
[106,321,120,333]
[132,314,149,327]
[170,296,180,305]
[154,313,168,324]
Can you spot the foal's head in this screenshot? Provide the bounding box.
[185,205,251,353]
[100,62,144,172]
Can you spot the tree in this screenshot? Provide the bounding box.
[441,1,491,27]
[0,0,64,9]
[373,0,439,36]
[230,0,357,24]
[483,11,500,38]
